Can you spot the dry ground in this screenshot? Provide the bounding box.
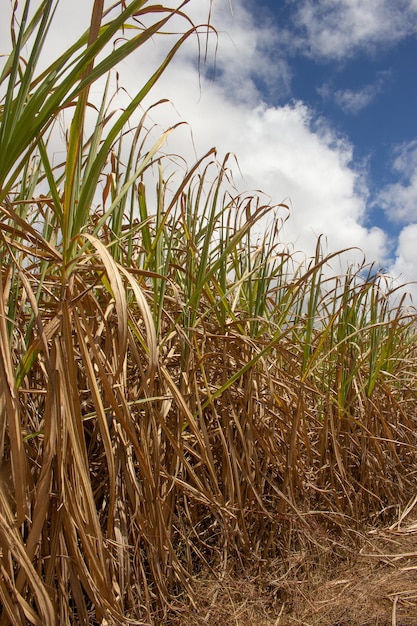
[169,505,417,626]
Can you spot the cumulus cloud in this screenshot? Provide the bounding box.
[132,64,387,264]
[0,0,389,270]
[115,1,386,265]
[292,0,417,61]
[387,224,417,302]
[376,140,417,223]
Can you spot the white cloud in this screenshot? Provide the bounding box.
[132,66,387,264]
[375,141,417,299]
[333,84,378,115]
[387,224,417,302]
[326,71,391,114]
[0,0,390,271]
[376,140,417,223]
[115,1,386,266]
[292,0,417,61]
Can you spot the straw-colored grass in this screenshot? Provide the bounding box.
[1,1,417,624]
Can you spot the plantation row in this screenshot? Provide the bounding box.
[1,2,416,624]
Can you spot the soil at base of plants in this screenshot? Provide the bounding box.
[168,515,417,626]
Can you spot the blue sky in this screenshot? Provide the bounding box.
[2,0,417,297]
[189,0,417,297]
[116,0,416,296]
[152,0,417,298]
[258,0,417,240]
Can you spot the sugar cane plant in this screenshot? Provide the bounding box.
[1,1,417,624]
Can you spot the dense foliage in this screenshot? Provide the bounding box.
[1,2,416,624]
